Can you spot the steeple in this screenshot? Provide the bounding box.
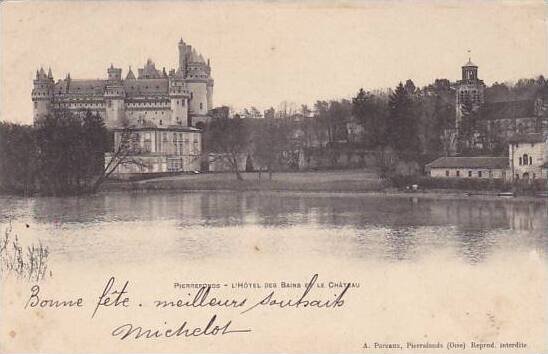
[47,67,53,79]
[126,66,135,80]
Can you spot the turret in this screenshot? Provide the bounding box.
[32,67,54,122]
[169,75,191,126]
[125,66,135,80]
[105,64,125,127]
[178,38,187,76]
[107,64,122,82]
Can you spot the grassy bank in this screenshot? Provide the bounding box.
[100,169,387,193]
[98,169,548,198]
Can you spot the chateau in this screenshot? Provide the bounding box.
[32,38,214,128]
[31,38,214,176]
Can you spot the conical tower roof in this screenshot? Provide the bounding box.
[126,66,135,80]
[463,58,477,67]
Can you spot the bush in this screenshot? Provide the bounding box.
[387,175,540,193]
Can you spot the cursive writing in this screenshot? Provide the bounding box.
[241,274,350,314]
[111,314,251,340]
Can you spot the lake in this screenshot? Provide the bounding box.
[1,191,546,352]
[0,191,546,267]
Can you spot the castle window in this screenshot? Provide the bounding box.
[529,156,532,165]
[445,170,449,177]
[468,171,472,177]
[159,120,163,126]
[456,170,460,177]
[478,171,482,178]
[523,154,528,165]
[200,102,203,110]
[519,157,522,165]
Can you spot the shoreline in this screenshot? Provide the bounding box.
[95,187,546,203]
[2,169,546,202]
[95,169,546,203]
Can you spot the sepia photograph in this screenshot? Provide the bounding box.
[0,0,546,353]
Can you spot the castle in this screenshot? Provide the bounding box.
[31,38,214,128]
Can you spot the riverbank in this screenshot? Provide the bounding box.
[100,169,386,193]
[98,169,547,201]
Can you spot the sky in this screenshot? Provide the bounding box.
[1,0,546,124]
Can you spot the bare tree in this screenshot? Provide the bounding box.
[203,116,249,180]
[91,128,148,192]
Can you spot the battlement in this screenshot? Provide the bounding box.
[32,38,214,126]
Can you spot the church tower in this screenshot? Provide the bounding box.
[455,55,485,128]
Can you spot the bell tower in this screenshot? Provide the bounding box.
[455,52,485,127]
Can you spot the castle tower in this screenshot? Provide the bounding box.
[169,71,190,126]
[31,67,54,122]
[104,64,125,127]
[206,59,214,110]
[178,38,187,76]
[185,49,211,116]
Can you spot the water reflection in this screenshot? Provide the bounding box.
[13,192,544,231]
[0,191,545,264]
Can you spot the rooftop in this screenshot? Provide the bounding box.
[426,156,508,169]
[480,99,537,120]
[463,59,477,67]
[507,133,545,144]
[112,125,201,133]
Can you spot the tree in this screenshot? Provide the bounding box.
[203,116,249,180]
[327,99,350,142]
[351,88,388,147]
[253,119,289,180]
[352,88,369,126]
[385,83,419,158]
[264,107,275,120]
[91,127,148,193]
[0,122,36,194]
[33,110,110,195]
[404,79,416,95]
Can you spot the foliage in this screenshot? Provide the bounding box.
[34,110,108,195]
[252,119,290,179]
[1,110,110,195]
[203,116,249,180]
[385,82,420,157]
[389,174,546,194]
[0,223,49,282]
[0,122,36,194]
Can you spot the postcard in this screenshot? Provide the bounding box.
[0,1,546,353]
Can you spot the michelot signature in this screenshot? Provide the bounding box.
[24,274,352,340]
